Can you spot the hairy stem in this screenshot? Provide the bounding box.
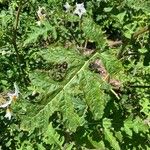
[12,0,28,82]
[12,1,22,59]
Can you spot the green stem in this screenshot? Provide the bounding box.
[133,26,150,38]
[12,0,28,83]
[129,85,150,88]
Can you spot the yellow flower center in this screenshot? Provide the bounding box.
[12,95,17,101]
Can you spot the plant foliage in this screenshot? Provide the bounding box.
[0,0,150,149]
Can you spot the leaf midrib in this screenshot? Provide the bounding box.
[23,52,99,128]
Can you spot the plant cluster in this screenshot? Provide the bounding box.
[0,0,150,149]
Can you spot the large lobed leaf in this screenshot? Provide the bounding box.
[20,46,123,133]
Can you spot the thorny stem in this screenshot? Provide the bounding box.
[117,40,128,59]
[12,1,22,59]
[12,0,28,82]
[68,27,81,47]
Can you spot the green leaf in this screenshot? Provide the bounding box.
[43,123,64,149]
[19,43,125,133]
[82,18,106,49]
[122,117,149,137]
[23,23,54,46]
[83,71,110,120]
[104,7,113,12]
[88,135,105,149]
[126,0,150,13]
[103,119,121,150]
[19,47,88,132]
[37,46,84,64]
[116,11,126,24]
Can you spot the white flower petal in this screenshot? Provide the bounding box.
[73,3,86,18]
[37,6,46,21]
[0,100,12,108]
[7,83,19,102]
[4,108,12,120]
[37,21,41,26]
[64,2,71,12]
[7,93,14,101]
[0,83,19,108]
[37,6,42,16]
[14,82,19,97]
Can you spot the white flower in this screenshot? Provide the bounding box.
[64,2,71,12]
[7,82,19,102]
[36,6,46,26]
[36,20,41,26]
[73,3,86,18]
[0,99,12,108]
[4,108,12,120]
[0,83,19,108]
[37,6,46,21]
